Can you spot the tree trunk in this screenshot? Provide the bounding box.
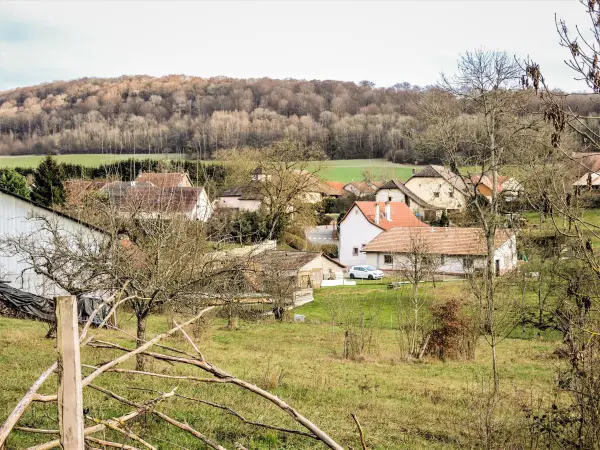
[136,313,148,371]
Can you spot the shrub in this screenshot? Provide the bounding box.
[427,298,477,360]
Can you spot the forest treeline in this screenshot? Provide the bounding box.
[0,75,598,160]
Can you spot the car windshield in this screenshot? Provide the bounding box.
[365,266,376,271]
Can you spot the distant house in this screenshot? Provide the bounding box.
[361,226,517,276]
[375,180,440,220]
[323,181,347,198]
[65,180,109,206]
[217,182,264,212]
[471,174,523,201]
[343,181,383,198]
[135,172,193,188]
[573,172,600,192]
[254,250,346,289]
[102,182,213,221]
[217,167,334,212]
[404,165,469,211]
[338,201,428,266]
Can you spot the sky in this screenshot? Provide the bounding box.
[0,1,593,92]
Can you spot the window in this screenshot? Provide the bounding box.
[354,209,359,215]
[463,257,474,269]
[352,247,359,256]
[440,255,445,265]
[388,196,393,202]
[384,254,393,264]
[434,192,440,198]
[449,190,454,198]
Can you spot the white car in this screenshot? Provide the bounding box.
[348,265,384,280]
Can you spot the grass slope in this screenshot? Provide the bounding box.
[0,282,559,449]
[0,153,181,168]
[313,159,421,183]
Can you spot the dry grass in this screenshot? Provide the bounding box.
[0,286,560,449]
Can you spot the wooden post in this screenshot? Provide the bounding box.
[55,296,85,449]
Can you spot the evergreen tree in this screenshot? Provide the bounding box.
[0,169,30,198]
[31,156,65,207]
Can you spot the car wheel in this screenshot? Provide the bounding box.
[368,275,374,280]
[350,273,355,279]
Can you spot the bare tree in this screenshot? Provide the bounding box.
[392,228,441,358]
[439,49,541,391]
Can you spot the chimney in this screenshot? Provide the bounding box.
[412,167,417,176]
[385,201,391,221]
[374,203,380,224]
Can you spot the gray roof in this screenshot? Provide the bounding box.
[410,165,470,193]
[378,180,439,209]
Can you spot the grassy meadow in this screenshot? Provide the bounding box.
[0,281,561,449]
[0,153,182,168]
[0,154,420,183]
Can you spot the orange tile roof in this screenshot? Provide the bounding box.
[362,226,515,255]
[353,201,428,230]
[324,181,346,195]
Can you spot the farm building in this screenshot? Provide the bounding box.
[254,251,346,289]
[361,226,517,276]
[0,188,109,300]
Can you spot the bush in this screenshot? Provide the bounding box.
[427,298,477,361]
[319,244,338,259]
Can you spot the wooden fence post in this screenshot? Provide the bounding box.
[55,296,85,449]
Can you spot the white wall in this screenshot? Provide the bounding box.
[217,196,262,212]
[195,188,213,221]
[375,189,406,203]
[404,177,466,210]
[365,235,518,275]
[0,191,106,298]
[339,205,383,266]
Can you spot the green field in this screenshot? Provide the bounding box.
[313,159,422,183]
[0,154,420,183]
[0,153,181,168]
[0,281,559,449]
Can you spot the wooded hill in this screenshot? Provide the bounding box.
[0,75,598,160]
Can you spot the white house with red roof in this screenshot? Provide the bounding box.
[338,201,427,266]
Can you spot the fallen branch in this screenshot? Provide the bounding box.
[86,416,156,450]
[14,427,58,435]
[88,384,227,450]
[351,413,367,450]
[86,436,141,449]
[28,389,175,450]
[94,341,344,450]
[82,364,228,384]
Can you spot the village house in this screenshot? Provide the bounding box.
[343,181,383,198]
[135,171,193,188]
[471,174,523,201]
[338,201,427,266]
[102,183,213,221]
[375,179,440,220]
[254,250,346,289]
[361,226,517,276]
[573,172,600,192]
[404,165,469,211]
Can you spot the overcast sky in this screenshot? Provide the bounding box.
[0,1,593,92]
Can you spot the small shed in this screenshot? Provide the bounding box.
[254,251,345,288]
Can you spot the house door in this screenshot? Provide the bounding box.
[495,259,500,276]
